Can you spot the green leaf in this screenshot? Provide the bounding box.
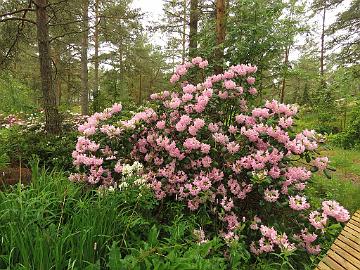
[323,169,332,179]
[107,241,123,270]
[148,225,159,247]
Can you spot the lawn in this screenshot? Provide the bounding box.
[307,148,360,214]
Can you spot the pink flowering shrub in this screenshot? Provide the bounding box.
[70,57,349,257]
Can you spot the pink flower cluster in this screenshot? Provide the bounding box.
[250,225,296,255]
[312,157,329,171]
[70,58,349,257]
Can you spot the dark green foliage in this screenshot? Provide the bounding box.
[0,153,9,169]
[332,101,360,149]
[0,121,78,171]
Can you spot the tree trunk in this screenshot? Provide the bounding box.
[139,73,142,104]
[189,0,198,58]
[93,0,100,112]
[215,0,226,74]
[181,0,187,63]
[320,0,326,87]
[80,0,89,115]
[53,44,62,106]
[34,0,61,134]
[280,46,289,103]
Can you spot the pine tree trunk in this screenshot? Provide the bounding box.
[80,0,89,115]
[320,0,326,88]
[53,44,62,106]
[34,0,61,134]
[215,0,226,74]
[182,0,187,63]
[189,0,198,58]
[280,46,289,103]
[93,0,100,112]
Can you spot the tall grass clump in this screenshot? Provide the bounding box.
[0,161,242,269]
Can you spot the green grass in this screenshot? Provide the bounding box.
[0,162,161,269]
[307,148,360,214]
[0,163,232,270]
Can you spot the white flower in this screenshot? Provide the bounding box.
[118,182,129,191]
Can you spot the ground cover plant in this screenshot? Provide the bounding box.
[70,58,350,264]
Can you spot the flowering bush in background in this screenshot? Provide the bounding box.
[0,111,86,169]
[70,57,349,257]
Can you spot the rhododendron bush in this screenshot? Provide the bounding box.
[70,57,349,257]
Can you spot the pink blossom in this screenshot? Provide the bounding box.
[309,211,328,230]
[224,80,236,89]
[169,97,182,109]
[203,80,213,89]
[182,93,193,102]
[322,200,349,222]
[226,141,240,154]
[312,157,329,171]
[194,118,205,129]
[212,133,229,145]
[218,91,229,99]
[183,137,201,151]
[208,123,219,132]
[246,76,256,84]
[306,243,321,254]
[264,189,280,202]
[221,197,234,211]
[156,120,166,129]
[202,156,212,167]
[249,87,257,95]
[183,84,197,94]
[223,214,239,230]
[289,195,310,211]
[259,237,274,253]
[227,125,237,134]
[114,161,122,173]
[199,60,208,69]
[191,56,203,65]
[188,199,200,210]
[176,65,187,76]
[111,103,122,114]
[200,143,211,154]
[170,74,180,84]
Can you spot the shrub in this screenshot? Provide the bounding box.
[331,101,360,149]
[0,111,83,170]
[70,57,349,259]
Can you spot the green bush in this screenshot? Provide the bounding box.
[0,126,77,171]
[0,153,9,169]
[0,111,82,171]
[331,102,360,149]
